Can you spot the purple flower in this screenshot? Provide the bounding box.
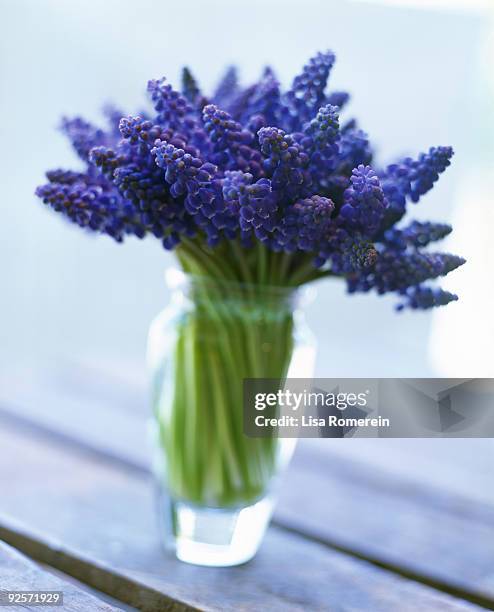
[327,230,378,273]
[296,104,340,191]
[36,50,464,309]
[326,91,350,109]
[89,146,124,178]
[152,141,234,246]
[275,195,335,255]
[45,168,103,186]
[61,117,108,161]
[396,286,459,311]
[381,146,454,227]
[384,220,452,250]
[147,78,194,131]
[348,251,465,294]
[239,70,281,128]
[339,165,387,237]
[202,105,262,176]
[213,66,239,107]
[222,171,274,243]
[118,116,170,146]
[35,181,145,241]
[283,50,336,130]
[258,126,311,200]
[338,124,372,171]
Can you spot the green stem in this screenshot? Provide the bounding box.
[152,236,312,507]
[257,242,268,284]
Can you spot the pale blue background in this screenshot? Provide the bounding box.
[0,0,491,381]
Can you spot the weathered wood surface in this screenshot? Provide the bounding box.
[276,446,494,604]
[0,540,121,611]
[1,366,493,607]
[0,422,484,612]
[308,437,494,508]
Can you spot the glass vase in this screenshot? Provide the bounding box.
[148,269,316,566]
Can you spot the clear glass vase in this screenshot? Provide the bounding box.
[148,269,316,566]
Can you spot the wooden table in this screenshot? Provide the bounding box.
[0,364,493,611]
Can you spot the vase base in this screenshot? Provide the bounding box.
[160,495,274,567]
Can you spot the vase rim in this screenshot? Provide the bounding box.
[165,268,317,306]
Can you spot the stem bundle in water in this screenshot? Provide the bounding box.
[155,240,298,507]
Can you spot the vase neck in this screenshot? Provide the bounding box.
[166,268,306,310]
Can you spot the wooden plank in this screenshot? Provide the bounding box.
[0,423,484,612]
[276,446,494,604]
[0,367,149,472]
[0,540,121,611]
[309,437,494,508]
[1,366,494,607]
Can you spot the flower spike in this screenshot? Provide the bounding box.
[396,286,459,311]
[284,50,336,129]
[339,165,387,237]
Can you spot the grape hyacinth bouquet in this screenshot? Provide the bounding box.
[37,51,465,565]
